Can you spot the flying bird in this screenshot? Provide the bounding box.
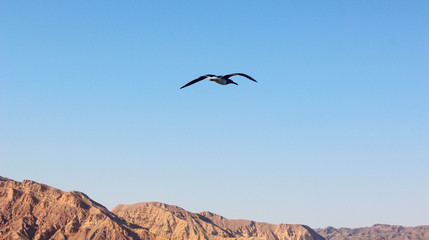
[180,73,257,89]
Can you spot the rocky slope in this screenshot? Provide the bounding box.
[316,224,429,240]
[3,176,428,240]
[0,176,151,240]
[0,176,324,240]
[113,202,324,240]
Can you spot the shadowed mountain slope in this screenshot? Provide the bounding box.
[316,224,429,240]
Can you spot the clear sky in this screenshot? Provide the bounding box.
[1,1,428,229]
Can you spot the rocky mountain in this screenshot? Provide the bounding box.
[316,224,429,240]
[0,176,151,240]
[0,176,324,240]
[2,176,428,240]
[113,202,324,240]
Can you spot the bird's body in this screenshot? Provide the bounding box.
[180,73,257,89]
[209,76,229,85]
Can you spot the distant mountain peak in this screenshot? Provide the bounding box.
[316,224,429,240]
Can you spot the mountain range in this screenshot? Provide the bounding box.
[315,224,429,240]
[1,176,427,240]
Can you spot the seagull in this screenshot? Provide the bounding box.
[180,73,257,89]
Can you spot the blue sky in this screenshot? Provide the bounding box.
[1,1,428,228]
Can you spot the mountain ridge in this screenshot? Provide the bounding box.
[1,176,428,240]
[0,176,151,239]
[315,224,429,240]
[0,176,323,240]
[112,201,324,240]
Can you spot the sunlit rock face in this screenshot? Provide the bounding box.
[0,176,356,240]
[112,202,325,240]
[0,177,151,240]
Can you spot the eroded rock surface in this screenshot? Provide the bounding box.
[0,176,150,240]
[113,202,325,240]
[316,224,429,240]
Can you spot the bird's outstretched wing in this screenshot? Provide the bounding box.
[222,73,257,82]
[180,74,216,89]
